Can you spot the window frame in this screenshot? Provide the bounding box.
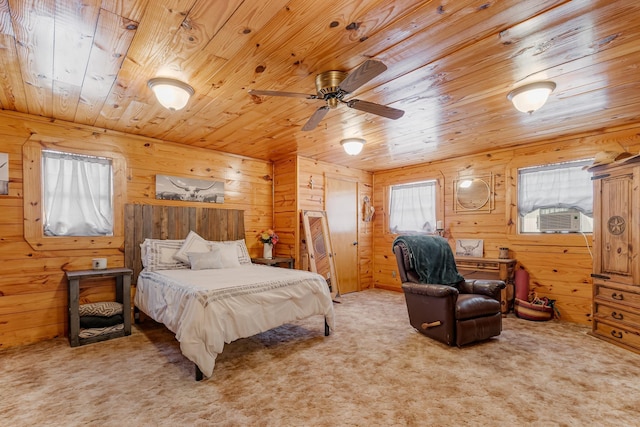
[23,136,126,251]
[385,175,444,236]
[517,159,594,234]
[506,154,594,246]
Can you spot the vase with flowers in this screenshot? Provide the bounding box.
[258,229,278,259]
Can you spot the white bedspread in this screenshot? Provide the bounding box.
[134,264,335,377]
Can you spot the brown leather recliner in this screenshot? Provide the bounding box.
[393,237,505,346]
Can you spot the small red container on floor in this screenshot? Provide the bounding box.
[515,267,530,301]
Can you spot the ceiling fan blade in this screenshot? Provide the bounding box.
[249,89,317,99]
[338,60,388,94]
[301,106,330,131]
[346,99,404,120]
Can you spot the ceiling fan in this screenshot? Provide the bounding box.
[249,60,404,131]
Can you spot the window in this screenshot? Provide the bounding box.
[518,160,593,233]
[42,150,114,236]
[389,180,437,233]
[23,136,125,251]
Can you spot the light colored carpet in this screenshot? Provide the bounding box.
[2,289,640,426]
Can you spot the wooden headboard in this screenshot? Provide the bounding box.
[124,204,245,284]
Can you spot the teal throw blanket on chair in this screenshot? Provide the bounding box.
[393,235,464,285]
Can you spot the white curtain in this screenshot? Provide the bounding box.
[389,180,437,233]
[518,160,593,217]
[42,150,114,236]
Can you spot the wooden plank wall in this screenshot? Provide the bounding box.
[0,110,273,348]
[273,155,374,290]
[372,125,640,325]
[272,156,298,261]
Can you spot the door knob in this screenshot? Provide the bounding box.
[352,241,358,246]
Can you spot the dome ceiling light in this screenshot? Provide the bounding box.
[341,138,365,156]
[147,77,194,111]
[507,81,556,114]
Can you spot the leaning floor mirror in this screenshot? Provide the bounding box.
[301,210,340,300]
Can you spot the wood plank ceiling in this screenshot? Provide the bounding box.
[0,0,639,172]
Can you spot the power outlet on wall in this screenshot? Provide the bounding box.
[392,271,396,278]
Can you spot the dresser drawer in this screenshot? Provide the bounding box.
[593,321,640,350]
[458,269,499,280]
[594,282,640,308]
[456,261,500,272]
[594,303,640,330]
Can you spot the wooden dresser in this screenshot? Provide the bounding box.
[590,159,640,354]
[455,257,517,314]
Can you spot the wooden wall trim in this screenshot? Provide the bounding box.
[22,135,126,251]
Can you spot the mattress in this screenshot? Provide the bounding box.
[134,264,335,377]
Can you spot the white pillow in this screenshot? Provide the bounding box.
[218,244,241,268]
[174,231,210,264]
[209,239,251,264]
[188,248,222,270]
[141,238,185,263]
[234,239,251,264]
[141,238,188,271]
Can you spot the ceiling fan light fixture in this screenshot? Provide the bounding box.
[249,60,403,131]
[148,77,194,111]
[507,81,556,114]
[341,138,365,156]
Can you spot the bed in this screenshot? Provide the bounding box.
[124,204,335,380]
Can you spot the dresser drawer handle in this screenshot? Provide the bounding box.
[611,330,623,339]
[611,293,624,301]
[611,311,624,320]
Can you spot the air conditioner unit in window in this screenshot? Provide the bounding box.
[539,208,582,232]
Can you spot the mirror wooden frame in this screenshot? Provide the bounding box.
[301,210,340,299]
[453,173,494,213]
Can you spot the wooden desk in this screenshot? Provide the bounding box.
[455,257,517,314]
[66,267,132,347]
[251,257,295,269]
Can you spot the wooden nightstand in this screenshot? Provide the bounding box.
[251,257,295,269]
[66,267,133,347]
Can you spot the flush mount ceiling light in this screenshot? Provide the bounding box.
[147,77,194,111]
[507,81,556,114]
[341,137,365,155]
